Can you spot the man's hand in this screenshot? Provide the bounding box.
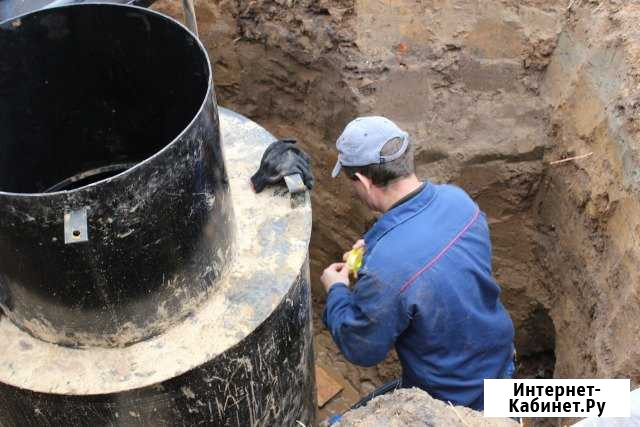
[343,239,365,261]
[321,262,350,293]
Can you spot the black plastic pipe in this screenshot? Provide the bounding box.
[0,4,235,347]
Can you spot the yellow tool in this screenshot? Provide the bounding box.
[345,247,364,278]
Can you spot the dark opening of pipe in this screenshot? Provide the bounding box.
[0,5,208,194]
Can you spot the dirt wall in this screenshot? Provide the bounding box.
[537,0,640,383]
[151,0,565,414]
[154,0,563,343]
[347,0,564,364]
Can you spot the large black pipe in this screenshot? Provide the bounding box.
[0,4,235,347]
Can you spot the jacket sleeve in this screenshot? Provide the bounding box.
[322,271,410,367]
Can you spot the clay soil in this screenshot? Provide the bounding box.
[152,0,640,423]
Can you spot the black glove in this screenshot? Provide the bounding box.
[251,139,315,193]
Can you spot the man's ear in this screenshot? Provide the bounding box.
[354,172,372,191]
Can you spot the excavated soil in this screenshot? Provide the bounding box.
[335,388,517,427]
[153,0,640,422]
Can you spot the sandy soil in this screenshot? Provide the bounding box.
[335,387,518,427]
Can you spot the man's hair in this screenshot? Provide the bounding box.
[342,137,415,187]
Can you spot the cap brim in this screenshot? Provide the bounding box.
[331,160,342,178]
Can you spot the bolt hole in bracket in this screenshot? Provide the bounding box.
[46,165,137,245]
[64,207,89,244]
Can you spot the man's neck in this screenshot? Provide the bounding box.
[379,175,423,213]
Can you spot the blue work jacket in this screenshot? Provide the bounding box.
[323,182,514,410]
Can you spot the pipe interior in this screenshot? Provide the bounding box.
[0,4,209,194]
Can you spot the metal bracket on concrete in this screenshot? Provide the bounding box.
[284,173,307,208]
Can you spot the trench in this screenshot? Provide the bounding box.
[8,0,640,424]
[148,0,640,421]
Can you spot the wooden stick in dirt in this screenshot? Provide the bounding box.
[567,0,581,11]
[549,152,594,165]
[447,401,471,427]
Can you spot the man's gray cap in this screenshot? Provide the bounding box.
[331,116,409,178]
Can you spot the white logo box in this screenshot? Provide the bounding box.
[484,379,630,418]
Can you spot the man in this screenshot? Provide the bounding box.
[321,116,515,411]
